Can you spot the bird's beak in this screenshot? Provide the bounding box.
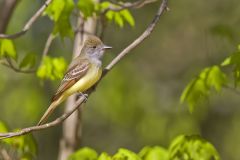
[103,45,112,50]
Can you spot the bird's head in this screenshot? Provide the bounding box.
[81,35,112,59]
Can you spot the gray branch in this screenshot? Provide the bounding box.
[0,0,53,39]
[0,0,168,139]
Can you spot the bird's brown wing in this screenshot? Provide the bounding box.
[52,59,90,101]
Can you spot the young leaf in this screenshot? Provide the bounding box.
[120,10,135,27]
[98,153,111,160]
[169,135,220,160]
[96,1,111,12]
[180,65,227,112]
[113,148,141,160]
[10,133,37,159]
[221,57,231,66]
[19,53,36,69]
[68,147,98,160]
[44,0,74,38]
[0,124,37,160]
[114,12,124,28]
[52,57,67,79]
[37,56,67,80]
[0,39,17,60]
[105,10,115,21]
[77,0,95,18]
[44,0,65,21]
[0,121,8,132]
[139,146,168,160]
[37,56,53,80]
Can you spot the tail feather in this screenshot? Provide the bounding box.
[37,100,59,126]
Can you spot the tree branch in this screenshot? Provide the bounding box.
[0,0,168,139]
[0,58,35,73]
[0,0,19,33]
[104,0,168,71]
[0,0,52,39]
[103,0,157,13]
[42,33,55,58]
[0,96,86,139]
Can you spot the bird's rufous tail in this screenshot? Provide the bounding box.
[37,100,60,126]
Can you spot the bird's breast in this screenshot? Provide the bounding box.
[65,65,102,95]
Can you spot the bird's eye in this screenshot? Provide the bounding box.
[92,46,96,49]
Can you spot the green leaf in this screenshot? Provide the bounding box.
[221,57,231,66]
[120,10,135,27]
[219,51,240,85]
[206,66,227,91]
[106,10,115,21]
[19,53,36,69]
[68,147,98,160]
[169,135,220,160]
[44,0,74,38]
[180,78,208,112]
[96,1,111,12]
[37,56,53,79]
[77,0,95,18]
[113,148,141,160]
[139,146,168,160]
[44,0,65,21]
[10,133,37,159]
[0,121,8,132]
[98,153,111,160]
[0,39,17,60]
[37,56,67,80]
[114,12,124,28]
[138,146,152,158]
[0,121,12,144]
[52,57,67,79]
[180,65,227,112]
[104,7,135,28]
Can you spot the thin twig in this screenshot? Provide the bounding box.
[0,96,86,139]
[0,0,168,139]
[1,58,35,73]
[103,0,157,13]
[105,0,168,71]
[0,0,53,39]
[0,0,19,33]
[42,33,55,57]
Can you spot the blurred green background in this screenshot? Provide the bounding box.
[1,0,240,159]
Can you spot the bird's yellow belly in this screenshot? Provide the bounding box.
[64,66,102,96]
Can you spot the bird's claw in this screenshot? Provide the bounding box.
[77,92,88,102]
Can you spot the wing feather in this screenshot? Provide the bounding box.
[52,59,90,101]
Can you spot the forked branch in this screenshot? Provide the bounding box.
[0,0,168,139]
[0,0,53,39]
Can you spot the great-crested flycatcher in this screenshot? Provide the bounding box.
[38,35,112,125]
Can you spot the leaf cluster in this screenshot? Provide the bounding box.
[43,0,135,39]
[68,135,219,160]
[181,44,240,111]
[0,121,37,160]
[37,56,67,80]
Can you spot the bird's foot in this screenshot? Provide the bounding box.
[77,92,88,102]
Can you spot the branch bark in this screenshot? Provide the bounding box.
[0,0,168,140]
[0,0,19,33]
[103,0,157,13]
[0,0,52,39]
[58,13,98,160]
[0,58,36,73]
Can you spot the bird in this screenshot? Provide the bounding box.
[37,35,112,125]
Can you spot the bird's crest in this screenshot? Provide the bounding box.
[84,35,103,47]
